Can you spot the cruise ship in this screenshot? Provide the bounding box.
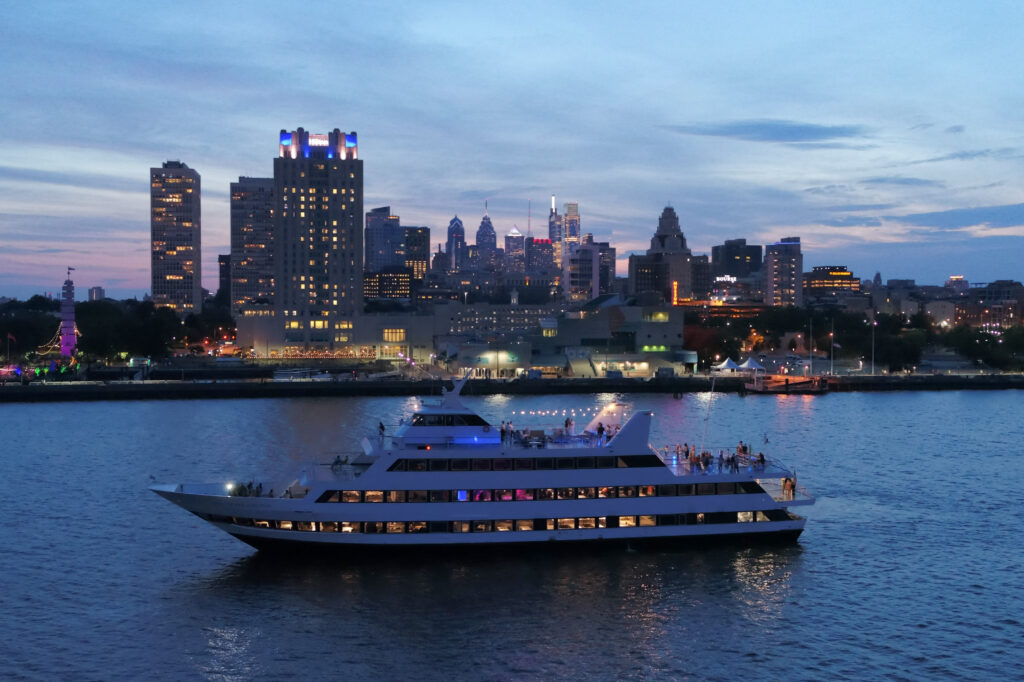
[151,375,814,552]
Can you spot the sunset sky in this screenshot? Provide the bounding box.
[3,1,1023,299]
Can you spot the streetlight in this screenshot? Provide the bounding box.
[872,320,879,375]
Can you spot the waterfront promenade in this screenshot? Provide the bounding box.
[2,373,1023,403]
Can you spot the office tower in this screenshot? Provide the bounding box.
[150,161,201,315]
[217,254,230,300]
[504,227,525,271]
[88,286,105,301]
[476,213,497,270]
[404,226,430,282]
[525,237,555,275]
[229,176,275,315]
[711,238,762,278]
[446,216,466,272]
[627,206,693,302]
[563,202,580,240]
[564,240,600,302]
[365,206,405,273]
[581,235,617,295]
[274,128,362,349]
[548,195,563,242]
[804,266,860,297]
[763,237,803,307]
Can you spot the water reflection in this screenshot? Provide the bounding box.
[173,542,804,678]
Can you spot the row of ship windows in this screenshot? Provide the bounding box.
[206,511,783,533]
[387,455,664,472]
[315,482,764,504]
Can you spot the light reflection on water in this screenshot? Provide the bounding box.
[0,391,1021,680]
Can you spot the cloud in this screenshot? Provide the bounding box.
[861,176,944,188]
[905,148,1017,165]
[664,119,870,144]
[945,125,965,134]
[889,203,1024,230]
[0,165,141,194]
[818,216,883,228]
[822,203,900,212]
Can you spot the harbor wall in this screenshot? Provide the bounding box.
[2,374,1023,403]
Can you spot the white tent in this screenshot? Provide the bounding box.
[712,357,740,371]
[738,357,766,371]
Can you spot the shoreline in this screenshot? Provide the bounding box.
[2,373,1023,403]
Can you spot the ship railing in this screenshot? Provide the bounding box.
[756,477,815,504]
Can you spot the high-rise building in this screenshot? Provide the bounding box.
[150,161,201,315]
[218,254,230,300]
[563,202,580,240]
[364,206,405,273]
[476,213,497,270]
[525,237,555,275]
[404,226,430,282]
[804,265,860,301]
[565,241,600,302]
[274,128,362,350]
[627,206,693,302]
[445,216,466,272]
[548,195,563,243]
[711,238,762,278]
[88,286,105,301]
[763,237,803,307]
[230,176,275,315]
[505,227,526,272]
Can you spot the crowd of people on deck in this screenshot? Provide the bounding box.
[496,419,620,446]
[664,440,768,474]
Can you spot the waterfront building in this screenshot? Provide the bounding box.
[150,161,201,315]
[229,176,275,315]
[273,127,363,351]
[763,237,803,307]
[711,238,762,278]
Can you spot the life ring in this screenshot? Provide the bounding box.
[483,425,491,432]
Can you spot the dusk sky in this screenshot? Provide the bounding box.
[3,2,1023,299]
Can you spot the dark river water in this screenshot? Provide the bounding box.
[1,390,1021,680]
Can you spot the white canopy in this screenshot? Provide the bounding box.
[712,357,740,371]
[738,357,765,371]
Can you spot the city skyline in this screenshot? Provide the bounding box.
[3,2,1024,299]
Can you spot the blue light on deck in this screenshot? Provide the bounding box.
[345,134,357,147]
[280,133,292,146]
[303,146,310,158]
[457,490,468,502]
[327,150,334,158]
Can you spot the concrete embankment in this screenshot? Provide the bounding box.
[1,374,1022,403]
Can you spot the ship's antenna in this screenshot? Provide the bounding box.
[699,375,716,455]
